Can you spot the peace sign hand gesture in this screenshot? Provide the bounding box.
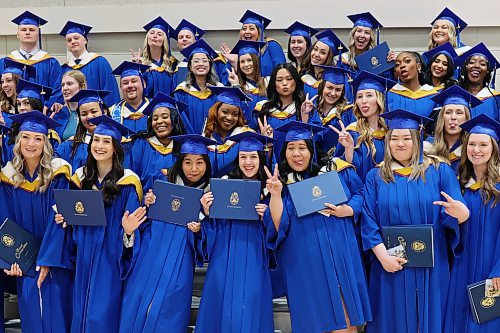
[300,93,318,116]
[329,119,354,150]
[433,191,470,223]
[130,48,143,64]
[264,164,283,196]
[226,67,239,86]
[258,116,274,138]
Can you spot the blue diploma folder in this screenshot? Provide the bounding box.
[468,280,500,324]
[54,190,106,226]
[149,180,204,226]
[288,171,348,217]
[0,218,41,277]
[355,42,395,75]
[382,225,434,268]
[209,178,261,221]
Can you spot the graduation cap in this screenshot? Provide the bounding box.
[16,79,53,106]
[0,124,11,135]
[69,89,111,108]
[314,65,352,85]
[12,11,48,49]
[239,10,271,41]
[112,61,150,79]
[455,43,500,88]
[3,58,36,79]
[142,92,187,117]
[284,21,319,42]
[460,114,500,142]
[59,21,92,39]
[210,86,252,108]
[170,134,217,155]
[230,40,265,56]
[180,39,218,60]
[9,111,61,136]
[351,71,397,94]
[421,42,457,67]
[143,17,176,56]
[315,30,347,57]
[226,130,275,152]
[431,85,482,109]
[89,116,136,142]
[347,12,383,45]
[431,8,468,45]
[174,19,205,41]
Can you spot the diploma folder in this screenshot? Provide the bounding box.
[149,180,204,226]
[54,190,106,226]
[468,280,500,324]
[0,218,41,277]
[381,225,434,268]
[355,42,395,75]
[288,171,348,217]
[209,179,261,221]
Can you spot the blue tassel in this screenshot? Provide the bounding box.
[39,26,43,50]
[376,28,380,46]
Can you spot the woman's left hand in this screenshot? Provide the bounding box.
[300,93,318,119]
[122,206,148,235]
[323,203,354,217]
[187,222,201,233]
[387,50,398,62]
[433,191,470,223]
[492,277,500,291]
[258,116,274,139]
[37,266,50,288]
[255,203,268,218]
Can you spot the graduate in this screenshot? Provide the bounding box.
[110,61,151,133]
[55,89,109,170]
[221,10,286,77]
[173,19,229,87]
[227,40,268,124]
[131,17,176,98]
[203,86,253,177]
[425,85,482,172]
[314,65,356,154]
[428,7,470,55]
[265,121,371,332]
[55,116,146,333]
[125,92,188,185]
[300,29,346,99]
[196,131,275,333]
[1,112,73,333]
[174,39,224,134]
[445,114,500,333]
[388,51,441,118]
[422,42,458,88]
[334,71,396,181]
[284,21,318,72]
[7,11,63,110]
[361,109,469,333]
[457,43,500,120]
[60,21,120,106]
[52,70,87,140]
[0,59,36,117]
[120,134,214,333]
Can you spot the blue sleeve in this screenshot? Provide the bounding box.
[119,185,143,280]
[341,167,365,222]
[267,40,286,68]
[214,58,229,86]
[264,193,291,252]
[361,169,383,251]
[489,228,500,278]
[46,58,63,108]
[97,57,121,106]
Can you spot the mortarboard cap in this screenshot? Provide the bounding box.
[3,59,36,79]
[226,130,275,152]
[315,30,346,56]
[284,21,319,41]
[180,39,219,60]
[460,114,500,142]
[112,61,150,79]
[16,79,52,105]
[315,65,351,85]
[431,85,482,109]
[210,86,252,108]
[69,90,110,108]
[230,40,265,56]
[142,92,187,117]
[9,111,61,136]
[59,21,92,38]
[89,116,136,141]
[422,42,457,67]
[275,120,325,142]
[170,134,217,155]
[352,70,396,94]
[174,19,205,41]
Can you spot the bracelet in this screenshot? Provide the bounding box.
[123,232,135,248]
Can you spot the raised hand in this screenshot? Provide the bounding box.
[50,103,64,115]
[300,93,318,120]
[226,67,239,86]
[433,191,470,223]
[130,48,143,64]
[387,50,398,62]
[258,116,274,138]
[122,206,147,235]
[329,119,354,150]
[144,189,156,208]
[200,192,214,216]
[264,164,283,196]
[220,43,237,67]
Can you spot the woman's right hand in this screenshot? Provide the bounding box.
[144,189,156,208]
[55,213,67,229]
[379,253,407,273]
[264,164,283,196]
[130,48,143,64]
[329,119,354,150]
[4,263,23,277]
[220,43,237,67]
[226,67,239,86]
[200,192,214,216]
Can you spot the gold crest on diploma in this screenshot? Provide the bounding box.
[75,201,85,214]
[230,192,239,206]
[312,186,322,198]
[481,296,496,308]
[371,56,379,66]
[1,234,14,247]
[411,240,427,252]
[171,199,181,212]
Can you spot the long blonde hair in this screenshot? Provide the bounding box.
[427,21,458,50]
[430,105,471,160]
[12,132,54,193]
[352,90,387,162]
[347,26,376,68]
[141,31,174,74]
[380,129,441,182]
[459,134,500,206]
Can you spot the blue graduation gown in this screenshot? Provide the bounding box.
[6,51,63,108]
[195,187,274,333]
[469,87,500,120]
[143,60,176,99]
[0,159,74,333]
[387,83,441,118]
[124,137,175,185]
[70,168,143,333]
[110,98,151,133]
[241,80,267,126]
[62,52,120,106]
[207,127,250,178]
[265,162,372,332]
[119,173,204,333]
[361,162,465,333]
[174,82,219,134]
[444,181,500,333]
[316,104,356,153]
[424,137,462,174]
[172,55,229,87]
[301,74,319,98]
[260,39,286,77]
[55,134,91,171]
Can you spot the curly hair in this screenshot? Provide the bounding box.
[203,101,246,138]
[141,29,174,75]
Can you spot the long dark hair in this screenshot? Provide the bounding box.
[395,51,426,86]
[259,63,305,122]
[228,150,268,192]
[167,153,212,188]
[278,139,322,183]
[287,36,312,70]
[70,102,109,158]
[423,52,458,88]
[186,54,219,87]
[81,136,125,206]
[8,98,44,145]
